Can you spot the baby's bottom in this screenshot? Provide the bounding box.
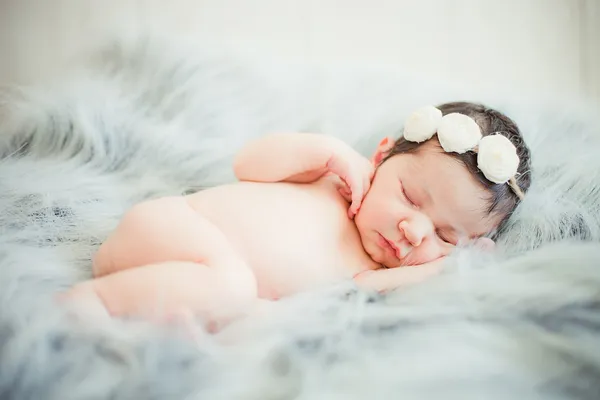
[60,260,259,332]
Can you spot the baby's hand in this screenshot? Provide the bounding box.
[326,140,375,218]
[353,257,446,293]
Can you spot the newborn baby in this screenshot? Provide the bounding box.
[62,101,532,329]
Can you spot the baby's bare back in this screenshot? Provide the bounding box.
[186,178,378,298]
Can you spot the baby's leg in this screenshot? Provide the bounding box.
[93,196,241,278]
[62,260,258,328]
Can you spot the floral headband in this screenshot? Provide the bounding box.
[403,105,525,200]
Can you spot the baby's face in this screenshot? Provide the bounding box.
[355,139,500,268]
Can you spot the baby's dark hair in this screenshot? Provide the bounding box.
[385,101,532,236]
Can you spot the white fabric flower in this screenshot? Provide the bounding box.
[436,113,482,153]
[403,106,443,143]
[477,134,520,184]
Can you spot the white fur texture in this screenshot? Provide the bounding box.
[0,33,599,400]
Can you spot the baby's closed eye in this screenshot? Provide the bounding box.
[399,180,417,207]
[435,229,454,245]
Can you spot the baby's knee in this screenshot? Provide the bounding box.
[92,241,114,277]
[92,196,195,275]
[112,196,191,237]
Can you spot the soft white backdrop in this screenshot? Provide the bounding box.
[0,0,598,107]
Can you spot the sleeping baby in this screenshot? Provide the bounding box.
[61,101,532,330]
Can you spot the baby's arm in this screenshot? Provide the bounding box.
[234,133,374,216]
[354,258,445,293]
[233,133,332,183]
[233,133,341,183]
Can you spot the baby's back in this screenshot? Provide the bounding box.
[186,178,378,298]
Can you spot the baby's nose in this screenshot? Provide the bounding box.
[399,214,433,246]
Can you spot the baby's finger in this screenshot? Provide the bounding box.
[338,186,352,202]
[347,207,355,219]
[363,173,371,197]
[349,181,363,218]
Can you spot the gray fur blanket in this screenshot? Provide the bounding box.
[1,34,599,400]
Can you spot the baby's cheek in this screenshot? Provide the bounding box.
[355,201,380,225]
[416,241,448,265]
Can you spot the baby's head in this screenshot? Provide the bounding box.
[355,101,532,268]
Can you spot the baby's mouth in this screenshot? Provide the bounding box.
[383,236,412,260]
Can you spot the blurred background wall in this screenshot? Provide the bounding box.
[0,0,598,107]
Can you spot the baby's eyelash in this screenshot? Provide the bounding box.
[436,229,448,243]
[400,182,416,206]
[436,229,454,245]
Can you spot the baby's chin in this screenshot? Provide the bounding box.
[356,225,407,267]
[360,235,403,268]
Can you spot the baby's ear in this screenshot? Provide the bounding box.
[371,136,395,165]
[473,237,495,252]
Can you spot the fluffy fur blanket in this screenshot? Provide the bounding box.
[1,34,599,400]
